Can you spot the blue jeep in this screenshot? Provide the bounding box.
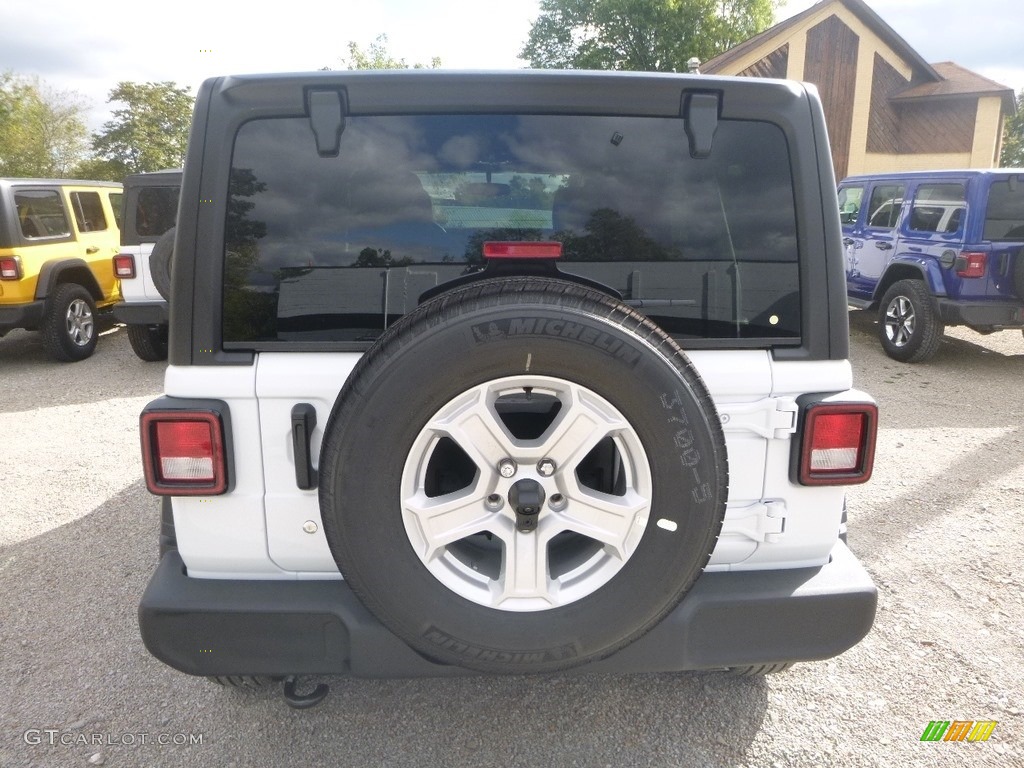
[838,169,1024,362]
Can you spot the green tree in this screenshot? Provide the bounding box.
[1001,89,1024,167]
[91,81,193,177]
[521,0,778,72]
[0,72,89,177]
[332,34,441,70]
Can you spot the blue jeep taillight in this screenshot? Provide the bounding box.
[955,251,986,278]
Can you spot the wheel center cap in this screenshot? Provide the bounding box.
[508,478,545,533]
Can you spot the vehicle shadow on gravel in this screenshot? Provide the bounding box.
[0,324,164,411]
[848,309,1024,430]
[0,482,770,768]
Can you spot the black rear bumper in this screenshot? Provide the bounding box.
[0,300,45,332]
[139,543,876,678]
[936,298,1024,328]
[112,300,168,325]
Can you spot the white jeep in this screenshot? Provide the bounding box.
[138,71,878,705]
[112,169,180,361]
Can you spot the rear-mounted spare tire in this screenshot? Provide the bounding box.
[318,278,728,674]
[149,226,175,301]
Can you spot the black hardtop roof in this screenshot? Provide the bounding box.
[122,169,183,187]
[205,68,810,117]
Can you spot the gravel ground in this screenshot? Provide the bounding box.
[1,315,1021,768]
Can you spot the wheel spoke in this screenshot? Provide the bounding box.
[557,483,649,559]
[404,488,494,560]
[535,385,625,467]
[428,388,515,476]
[495,527,553,606]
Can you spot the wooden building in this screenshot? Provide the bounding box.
[701,0,1016,180]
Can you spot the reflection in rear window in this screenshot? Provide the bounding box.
[984,179,1024,241]
[224,114,800,345]
[136,187,180,237]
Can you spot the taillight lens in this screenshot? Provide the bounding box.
[956,251,986,278]
[141,412,228,495]
[0,256,21,280]
[113,253,136,279]
[799,404,878,485]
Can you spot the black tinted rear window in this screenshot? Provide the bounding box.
[224,114,800,345]
[136,186,180,237]
[984,178,1024,241]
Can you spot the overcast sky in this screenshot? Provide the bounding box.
[1,0,1021,132]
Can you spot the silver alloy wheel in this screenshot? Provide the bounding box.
[401,375,652,612]
[65,298,94,347]
[883,294,915,347]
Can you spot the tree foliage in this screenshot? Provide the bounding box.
[0,72,88,177]
[1001,90,1024,167]
[521,0,778,72]
[91,81,193,177]
[335,34,441,70]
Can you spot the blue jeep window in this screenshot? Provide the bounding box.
[224,114,800,345]
[984,178,1024,241]
[908,183,965,234]
[867,184,904,228]
[838,186,863,225]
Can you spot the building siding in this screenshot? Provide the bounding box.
[804,16,860,179]
[738,44,789,79]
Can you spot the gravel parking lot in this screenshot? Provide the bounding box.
[1,315,1021,768]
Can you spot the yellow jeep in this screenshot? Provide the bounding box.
[0,179,123,361]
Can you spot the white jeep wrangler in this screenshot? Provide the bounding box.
[138,71,878,705]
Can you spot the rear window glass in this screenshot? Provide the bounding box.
[224,114,800,345]
[984,178,1024,241]
[135,186,180,237]
[15,190,70,238]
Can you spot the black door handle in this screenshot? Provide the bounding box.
[875,242,893,251]
[291,403,318,490]
[842,238,854,246]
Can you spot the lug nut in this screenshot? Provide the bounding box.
[498,458,517,478]
[537,458,556,477]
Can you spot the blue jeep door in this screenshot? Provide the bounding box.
[854,182,905,298]
[897,180,967,298]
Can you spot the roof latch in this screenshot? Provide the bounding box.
[307,89,348,158]
[681,90,721,159]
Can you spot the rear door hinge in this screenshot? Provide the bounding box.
[719,398,798,439]
[720,500,786,543]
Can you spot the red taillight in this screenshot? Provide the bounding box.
[483,241,563,260]
[0,256,21,280]
[799,404,878,486]
[113,253,136,279]
[141,412,227,495]
[956,251,986,278]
